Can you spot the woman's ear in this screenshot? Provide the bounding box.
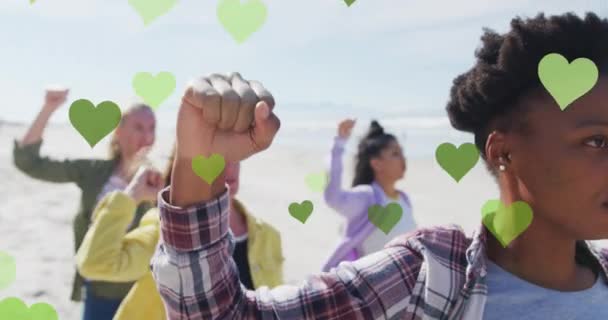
[114,123,124,139]
[486,130,510,169]
[370,158,382,173]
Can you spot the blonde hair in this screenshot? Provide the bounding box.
[108,101,154,161]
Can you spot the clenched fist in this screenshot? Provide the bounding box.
[337,119,356,140]
[42,87,69,113]
[124,166,164,204]
[176,72,281,162]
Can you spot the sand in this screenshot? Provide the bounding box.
[1,122,604,319]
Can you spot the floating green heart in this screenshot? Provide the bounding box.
[0,297,58,320]
[436,142,479,182]
[133,72,176,110]
[289,200,313,224]
[538,53,598,110]
[69,99,121,148]
[128,0,178,25]
[344,0,356,6]
[368,203,403,234]
[0,251,16,290]
[305,172,328,193]
[217,0,267,44]
[191,154,226,185]
[481,199,533,247]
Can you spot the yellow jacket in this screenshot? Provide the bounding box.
[76,191,285,320]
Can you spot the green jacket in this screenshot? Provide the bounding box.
[12,140,150,301]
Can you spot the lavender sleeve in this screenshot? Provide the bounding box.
[323,137,373,219]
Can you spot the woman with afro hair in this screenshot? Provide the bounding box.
[151,12,608,319]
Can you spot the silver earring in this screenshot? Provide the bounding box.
[498,157,506,171]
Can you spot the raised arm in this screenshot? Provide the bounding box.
[76,167,164,282]
[150,73,420,319]
[20,88,68,146]
[152,187,421,319]
[324,119,371,218]
[13,88,91,183]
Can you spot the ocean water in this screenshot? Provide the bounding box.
[2,101,474,160]
[272,104,474,159]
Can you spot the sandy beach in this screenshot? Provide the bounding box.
[1,120,593,319]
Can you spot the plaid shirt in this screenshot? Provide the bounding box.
[151,187,608,320]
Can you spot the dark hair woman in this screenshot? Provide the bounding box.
[322,118,416,270]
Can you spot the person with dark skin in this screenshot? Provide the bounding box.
[151,12,608,319]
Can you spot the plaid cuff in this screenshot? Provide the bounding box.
[157,186,231,252]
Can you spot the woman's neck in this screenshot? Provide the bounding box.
[485,217,597,291]
[376,178,398,199]
[115,156,138,180]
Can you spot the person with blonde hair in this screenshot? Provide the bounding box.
[75,148,285,320]
[13,89,156,320]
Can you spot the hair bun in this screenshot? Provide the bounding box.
[366,120,385,138]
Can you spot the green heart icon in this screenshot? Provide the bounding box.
[0,297,58,320]
[436,142,479,182]
[0,251,16,290]
[538,53,599,110]
[133,72,176,110]
[217,0,267,44]
[367,203,403,235]
[481,200,534,247]
[191,154,226,185]
[289,200,313,224]
[344,0,356,6]
[69,99,121,148]
[128,0,177,25]
[305,173,328,193]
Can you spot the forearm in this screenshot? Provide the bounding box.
[170,157,227,207]
[327,137,346,181]
[153,187,246,319]
[152,193,416,320]
[324,137,348,204]
[20,107,54,147]
[153,154,415,318]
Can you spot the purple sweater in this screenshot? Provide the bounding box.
[322,137,412,271]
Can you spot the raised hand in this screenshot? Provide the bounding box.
[19,87,70,146]
[42,87,69,113]
[171,72,281,206]
[337,118,356,139]
[176,72,280,162]
[124,166,164,204]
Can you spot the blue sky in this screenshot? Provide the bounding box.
[1,0,606,128]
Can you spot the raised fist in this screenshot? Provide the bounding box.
[124,166,164,204]
[176,72,280,162]
[43,87,69,113]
